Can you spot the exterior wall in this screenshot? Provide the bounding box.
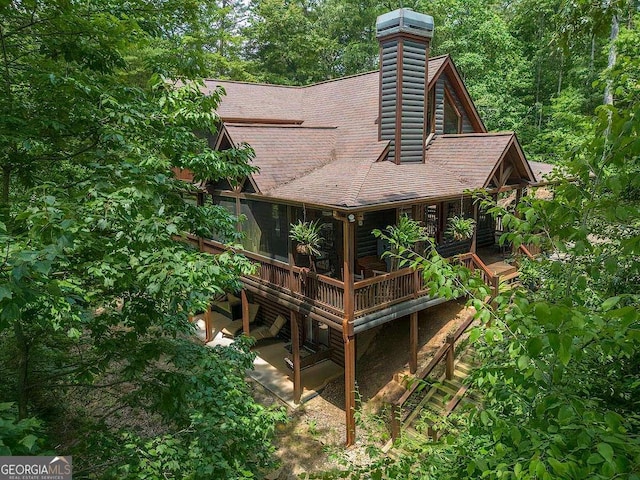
[356,209,396,259]
[379,37,429,163]
[250,294,345,367]
[476,210,496,248]
[433,76,475,134]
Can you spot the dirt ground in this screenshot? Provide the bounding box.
[250,299,473,479]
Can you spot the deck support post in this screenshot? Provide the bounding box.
[241,290,250,335]
[445,334,455,380]
[409,312,418,374]
[287,205,295,292]
[437,201,445,244]
[470,201,479,253]
[515,187,522,216]
[204,307,213,343]
[291,311,302,404]
[344,334,356,446]
[412,203,425,253]
[342,216,356,446]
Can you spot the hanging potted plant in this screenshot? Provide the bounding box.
[372,214,429,271]
[289,219,323,270]
[445,215,476,242]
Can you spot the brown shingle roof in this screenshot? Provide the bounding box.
[223,125,338,192]
[425,133,515,188]
[204,55,533,209]
[528,160,557,183]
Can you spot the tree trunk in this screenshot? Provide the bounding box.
[1,164,10,223]
[604,12,619,106]
[557,51,564,95]
[1,164,9,205]
[14,321,30,420]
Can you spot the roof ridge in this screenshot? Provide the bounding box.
[304,70,378,87]
[203,78,303,89]
[440,132,515,138]
[226,124,337,130]
[206,55,451,90]
[343,143,388,206]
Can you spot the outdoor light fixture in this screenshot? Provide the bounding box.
[347,214,356,223]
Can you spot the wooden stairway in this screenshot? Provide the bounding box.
[386,349,480,450]
[404,351,479,441]
[485,261,521,291]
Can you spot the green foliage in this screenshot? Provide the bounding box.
[0,403,45,456]
[83,338,287,479]
[373,214,428,253]
[373,214,488,299]
[373,214,429,271]
[422,0,533,133]
[245,0,337,84]
[320,14,640,478]
[0,0,278,476]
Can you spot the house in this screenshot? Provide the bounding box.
[180,8,553,445]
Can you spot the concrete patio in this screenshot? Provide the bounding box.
[193,312,343,408]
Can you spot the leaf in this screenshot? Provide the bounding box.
[510,426,521,445]
[597,442,614,464]
[558,405,573,424]
[527,337,543,357]
[558,335,573,366]
[548,333,560,353]
[0,286,11,301]
[587,453,604,464]
[548,458,566,475]
[517,355,529,370]
[601,296,621,311]
[20,434,38,451]
[604,411,621,431]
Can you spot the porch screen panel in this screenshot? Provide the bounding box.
[240,199,288,262]
[210,196,237,243]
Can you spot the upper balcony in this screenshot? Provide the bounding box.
[194,236,437,333]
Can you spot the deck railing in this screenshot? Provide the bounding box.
[389,310,476,441]
[456,252,500,298]
[191,236,437,319]
[190,236,507,320]
[354,268,428,317]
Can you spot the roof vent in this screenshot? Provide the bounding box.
[376,8,434,39]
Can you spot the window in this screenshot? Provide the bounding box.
[211,196,237,243]
[240,199,288,262]
[443,89,462,134]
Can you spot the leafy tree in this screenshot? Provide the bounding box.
[0,0,282,476]
[418,0,532,133]
[319,15,640,479]
[244,0,337,84]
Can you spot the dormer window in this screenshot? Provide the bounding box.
[443,89,462,134]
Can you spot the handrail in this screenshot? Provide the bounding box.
[390,310,476,440]
[456,252,499,299]
[353,267,414,288]
[518,243,536,259]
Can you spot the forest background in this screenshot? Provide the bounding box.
[0,0,638,478]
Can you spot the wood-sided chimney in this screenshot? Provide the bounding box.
[376,9,433,164]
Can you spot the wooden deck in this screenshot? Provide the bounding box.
[188,236,534,333]
[194,237,433,327]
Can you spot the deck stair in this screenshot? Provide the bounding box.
[386,309,482,451]
[396,350,480,444]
